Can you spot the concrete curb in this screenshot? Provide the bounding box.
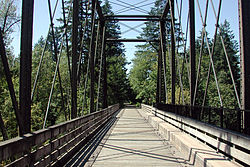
[138,109,241,167]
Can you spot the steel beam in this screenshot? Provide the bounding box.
[170,0,175,104]
[189,0,196,107]
[239,0,250,134]
[94,21,101,67]
[105,18,162,21]
[48,0,65,118]
[89,0,97,113]
[105,15,161,18]
[161,1,170,20]
[106,38,159,42]
[104,15,164,21]
[160,21,167,103]
[62,0,71,85]
[19,0,34,135]
[100,22,107,108]
[157,38,163,104]
[71,0,79,119]
[96,0,104,21]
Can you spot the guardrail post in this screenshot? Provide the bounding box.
[182,105,185,116]
[237,108,241,132]
[189,105,192,118]
[198,106,201,121]
[208,107,211,124]
[200,106,203,121]
[220,107,223,128]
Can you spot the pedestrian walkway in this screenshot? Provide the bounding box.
[87,107,192,167]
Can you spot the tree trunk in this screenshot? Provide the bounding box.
[0,112,8,140]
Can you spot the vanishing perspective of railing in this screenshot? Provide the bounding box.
[142,104,250,166]
[155,103,249,133]
[0,104,120,167]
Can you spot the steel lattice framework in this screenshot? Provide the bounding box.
[0,0,250,136]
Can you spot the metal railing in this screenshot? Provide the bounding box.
[142,104,250,166]
[0,104,120,167]
[155,103,249,133]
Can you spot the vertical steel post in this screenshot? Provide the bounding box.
[101,21,107,109]
[157,38,162,104]
[89,0,96,113]
[170,0,175,104]
[62,0,71,83]
[48,0,65,118]
[239,0,250,134]
[160,21,167,103]
[156,50,160,104]
[94,21,101,66]
[19,0,34,135]
[71,0,79,119]
[190,0,195,107]
[157,20,163,104]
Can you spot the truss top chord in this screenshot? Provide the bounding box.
[106,38,159,42]
[101,15,171,21]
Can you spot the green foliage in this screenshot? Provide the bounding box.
[0,0,19,36]
[195,20,240,109]
[0,0,135,140]
[0,0,20,140]
[129,44,158,104]
[31,102,43,131]
[129,0,172,105]
[102,0,133,106]
[129,0,239,115]
[0,66,19,139]
[31,38,70,127]
[0,0,241,141]
[135,102,141,108]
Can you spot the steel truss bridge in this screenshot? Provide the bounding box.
[0,0,250,166]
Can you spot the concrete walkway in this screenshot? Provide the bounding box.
[88,107,192,167]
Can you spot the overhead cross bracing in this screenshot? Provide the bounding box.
[106,0,160,42]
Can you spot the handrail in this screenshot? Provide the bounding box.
[0,104,120,166]
[155,103,249,132]
[141,104,250,166]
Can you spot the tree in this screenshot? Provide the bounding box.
[0,0,19,58]
[129,0,173,105]
[0,0,19,35]
[0,0,19,140]
[0,0,19,72]
[192,20,240,129]
[31,37,70,128]
[102,0,132,106]
[129,44,158,104]
[195,20,240,109]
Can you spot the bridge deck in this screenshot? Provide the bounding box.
[85,107,192,167]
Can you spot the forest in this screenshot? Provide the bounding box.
[0,0,240,140]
